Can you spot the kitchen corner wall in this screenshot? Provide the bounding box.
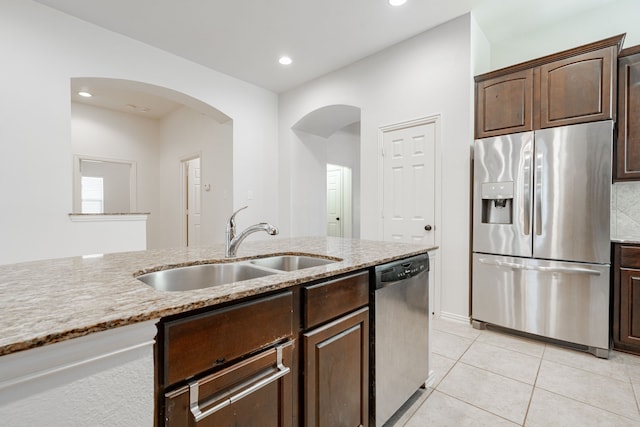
[612,182,640,239]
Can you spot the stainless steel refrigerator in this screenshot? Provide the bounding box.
[471,120,612,358]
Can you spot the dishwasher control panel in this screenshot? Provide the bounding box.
[376,254,429,284]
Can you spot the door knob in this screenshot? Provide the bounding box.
[336,217,340,221]
[424,225,432,231]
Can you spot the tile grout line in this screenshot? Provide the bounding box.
[521,343,546,426]
[433,388,521,426]
[532,386,640,424]
[435,327,531,425]
[622,355,640,419]
[430,320,640,424]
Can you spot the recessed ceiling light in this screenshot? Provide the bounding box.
[78,91,93,98]
[388,0,407,6]
[279,56,293,65]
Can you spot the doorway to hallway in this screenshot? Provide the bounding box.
[326,164,353,238]
[182,156,201,246]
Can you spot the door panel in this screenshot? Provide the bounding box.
[326,167,343,237]
[537,46,615,128]
[382,122,435,246]
[619,269,640,347]
[186,157,201,247]
[473,132,533,257]
[303,308,369,427]
[533,121,612,263]
[475,68,533,138]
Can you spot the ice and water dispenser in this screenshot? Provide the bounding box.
[480,182,513,224]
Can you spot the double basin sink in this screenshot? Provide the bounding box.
[136,255,338,292]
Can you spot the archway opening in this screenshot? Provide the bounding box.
[291,104,361,238]
[70,77,233,249]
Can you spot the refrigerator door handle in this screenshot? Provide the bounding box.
[522,150,532,235]
[477,258,602,276]
[535,151,543,236]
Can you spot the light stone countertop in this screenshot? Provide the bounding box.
[0,237,435,356]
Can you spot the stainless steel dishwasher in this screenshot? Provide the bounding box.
[372,253,429,426]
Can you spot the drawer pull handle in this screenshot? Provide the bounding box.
[189,344,290,422]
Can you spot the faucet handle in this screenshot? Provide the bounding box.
[228,206,248,227]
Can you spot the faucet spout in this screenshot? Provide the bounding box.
[225,207,279,257]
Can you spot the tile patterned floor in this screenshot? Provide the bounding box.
[398,318,640,426]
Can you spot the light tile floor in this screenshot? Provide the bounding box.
[398,317,640,426]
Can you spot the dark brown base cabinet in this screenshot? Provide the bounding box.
[613,244,640,354]
[157,291,295,426]
[164,343,294,427]
[301,271,370,427]
[303,308,369,427]
[156,270,371,426]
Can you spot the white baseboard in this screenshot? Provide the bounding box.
[437,311,470,324]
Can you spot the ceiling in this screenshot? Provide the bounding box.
[35,0,619,94]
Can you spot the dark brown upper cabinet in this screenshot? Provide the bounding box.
[616,45,640,181]
[475,69,533,138]
[475,34,624,139]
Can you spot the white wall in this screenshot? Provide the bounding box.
[157,106,233,248]
[0,0,278,265]
[71,101,159,212]
[279,15,473,319]
[490,0,640,72]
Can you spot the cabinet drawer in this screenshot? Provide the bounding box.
[163,291,293,387]
[165,342,293,427]
[303,271,369,329]
[620,246,640,268]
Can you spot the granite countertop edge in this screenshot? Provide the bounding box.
[611,238,640,245]
[0,237,437,356]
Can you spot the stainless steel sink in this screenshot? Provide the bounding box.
[136,263,277,292]
[137,254,339,292]
[249,255,336,271]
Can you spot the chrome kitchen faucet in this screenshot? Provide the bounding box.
[225,206,279,257]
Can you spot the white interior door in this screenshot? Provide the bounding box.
[326,165,343,237]
[382,122,436,246]
[186,157,201,246]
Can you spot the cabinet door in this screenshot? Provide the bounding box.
[537,46,615,128]
[619,269,640,350]
[303,307,369,427]
[475,69,533,138]
[164,342,293,427]
[616,51,640,180]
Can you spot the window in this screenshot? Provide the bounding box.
[81,176,104,213]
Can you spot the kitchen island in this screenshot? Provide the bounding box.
[0,237,435,426]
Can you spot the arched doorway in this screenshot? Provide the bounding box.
[70,77,233,248]
[290,105,361,238]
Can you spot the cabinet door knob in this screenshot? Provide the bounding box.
[336,217,340,221]
[424,225,432,231]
